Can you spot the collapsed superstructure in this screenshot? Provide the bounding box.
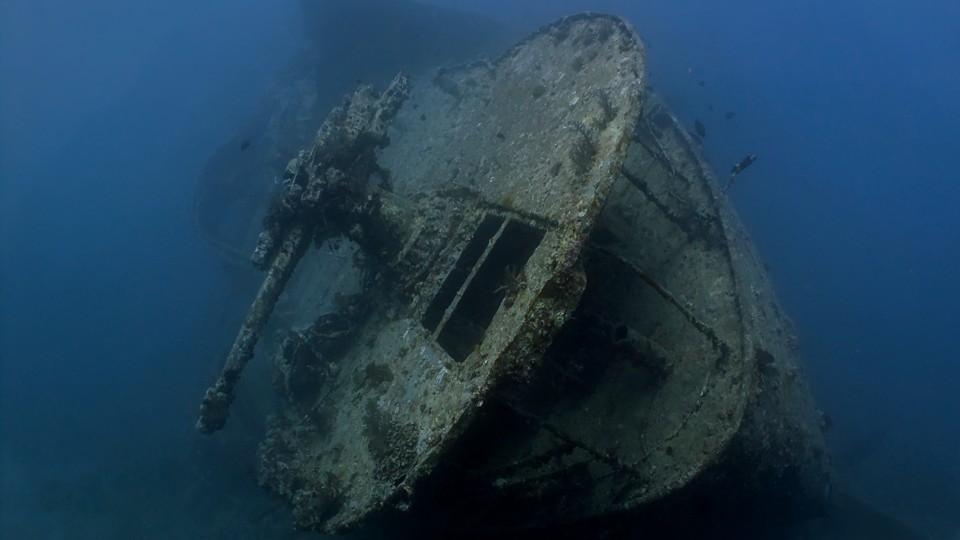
[196,14,831,534]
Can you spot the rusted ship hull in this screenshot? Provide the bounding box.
[196,13,831,534]
[409,95,832,532]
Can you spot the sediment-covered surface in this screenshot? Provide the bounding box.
[198,12,831,535]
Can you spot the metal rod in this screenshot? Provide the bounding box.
[196,224,310,434]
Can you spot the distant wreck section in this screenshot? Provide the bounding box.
[196,13,832,535]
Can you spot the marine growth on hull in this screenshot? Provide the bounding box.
[195,13,831,534]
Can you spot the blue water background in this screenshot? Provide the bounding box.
[2,0,958,537]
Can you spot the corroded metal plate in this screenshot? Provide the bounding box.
[256,14,644,532]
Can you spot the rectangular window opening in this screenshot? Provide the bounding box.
[432,219,545,362]
[423,215,505,333]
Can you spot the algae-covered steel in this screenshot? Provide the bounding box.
[196,13,830,534]
[200,14,645,531]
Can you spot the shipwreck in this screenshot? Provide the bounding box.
[196,13,832,536]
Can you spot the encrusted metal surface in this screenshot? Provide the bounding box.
[197,12,830,534]
[252,14,645,532]
[417,95,830,529]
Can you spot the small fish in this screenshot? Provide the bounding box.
[707,104,714,112]
[724,111,736,120]
[698,80,706,87]
[240,140,251,151]
[694,119,706,138]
